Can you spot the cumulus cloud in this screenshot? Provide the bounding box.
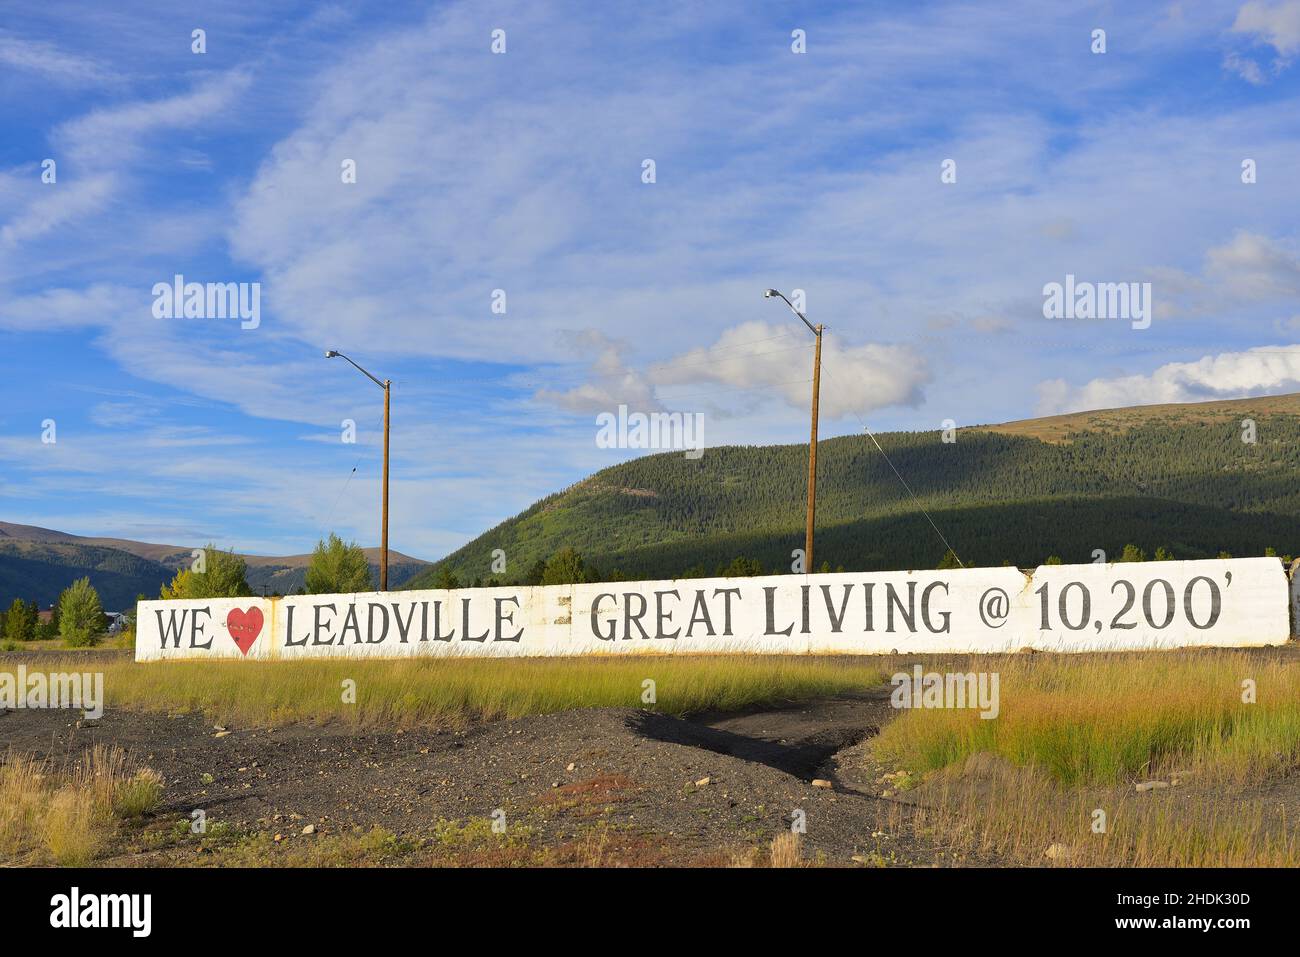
[1136,232,1300,321]
[1232,0,1300,55]
[1226,0,1300,80]
[654,321,929,419]
[1037,345,1300,414]
[1205,230,1300,297]
[533,321,930,420]
[533,331,661,414]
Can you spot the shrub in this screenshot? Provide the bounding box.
[717,556,764,577]
[936,549,962,570]
[161,544,251,599]
[542,547,593,585]
[114,769,164,819]
[305,533,374,594]
[58,578,104,648]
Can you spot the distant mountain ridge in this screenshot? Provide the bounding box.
[0,523,428,609]
[9,392,1300,608]
[403,392,1300,589]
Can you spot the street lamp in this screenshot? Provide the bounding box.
[324,350,391,591]
[764,290,823,574]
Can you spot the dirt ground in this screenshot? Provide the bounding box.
[0,654,960,866]
[10,646,1296,867]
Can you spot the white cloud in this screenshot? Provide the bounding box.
[653,321,929,419]
[534,331,661,414]
[1224,50,1268,83]
[53,71,251,165]
[8,0,1300,558]
[0,31,116,86]
[0,283,129,331]
[533,320,930,421]
[1204,230,1300,297]
[0,174,117,248]
[1037,345,1300,414]
[1232,0,1300,55]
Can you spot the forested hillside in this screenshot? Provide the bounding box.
[0,524,427,608]
[406,405,1300,587]
[0,541,172,611]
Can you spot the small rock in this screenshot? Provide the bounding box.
[1135,780,1170,792]
[811,779,833,789]
[566,763,576,772]
[695,776,711,787]
[301,824,316,835]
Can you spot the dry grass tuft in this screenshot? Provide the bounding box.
[0,745,165,866]
[768,831,803,868]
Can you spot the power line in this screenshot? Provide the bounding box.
[816,340,967,568]
[319,408,385,536]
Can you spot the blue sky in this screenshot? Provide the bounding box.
[2,0,1299,561]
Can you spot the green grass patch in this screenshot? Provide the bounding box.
[3,655,886,729]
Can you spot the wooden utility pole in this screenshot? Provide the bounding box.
[764,290,824,575]
[381,379,390,591]
[806,325,822,573]
[325,350,392,592]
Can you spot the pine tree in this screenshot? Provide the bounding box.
[59,578,104,647]
[2,598,36,642]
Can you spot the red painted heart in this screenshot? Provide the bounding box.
[226,607,264,656]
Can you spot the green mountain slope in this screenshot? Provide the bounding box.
[406,395,1300,587]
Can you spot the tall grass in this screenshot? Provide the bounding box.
[0,745,164,865]
[2,656,886,729]
[874,651,1300,786]
[885,755,1300,867]
[871,651,1300,866]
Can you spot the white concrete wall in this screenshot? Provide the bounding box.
[135,557,1291,662]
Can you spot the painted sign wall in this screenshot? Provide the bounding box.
[134,557,1290,661]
